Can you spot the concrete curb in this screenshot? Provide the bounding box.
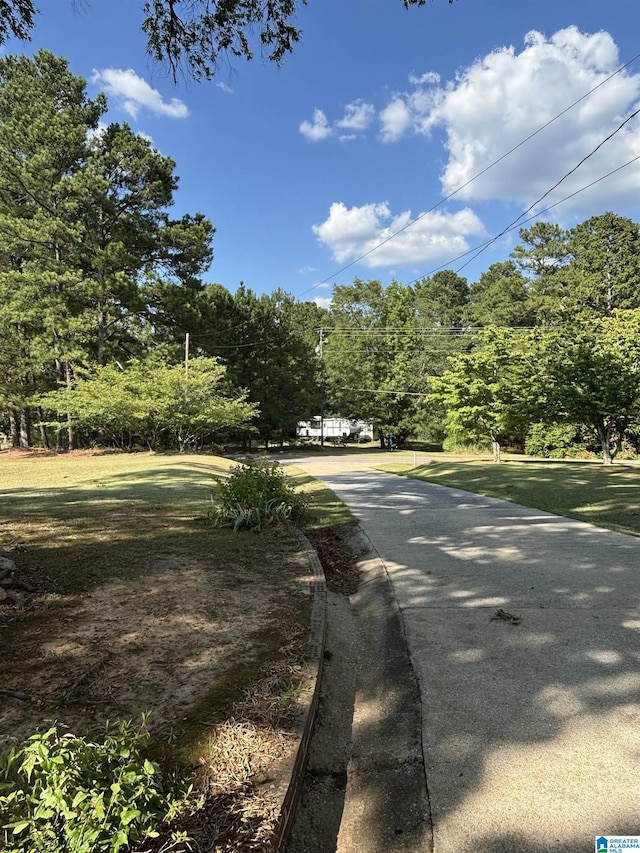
[335,529,433,853]
[271,533,327,853]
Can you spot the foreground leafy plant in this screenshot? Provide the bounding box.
[209,462,310,531]
[0,716,201,853]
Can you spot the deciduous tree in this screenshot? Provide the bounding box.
[464,261,534,328]
[38,352,256,451]
[430,327,534,461]
[0,0,456,82]
[532,310,640,464]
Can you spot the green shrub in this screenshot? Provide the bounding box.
[209,461,310,531]
[441,434,491,454]
[525,422,592,459]
[0,717,200,853]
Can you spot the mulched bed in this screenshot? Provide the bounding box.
[304,524,361,595]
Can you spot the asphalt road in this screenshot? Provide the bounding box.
[284,451,640,853]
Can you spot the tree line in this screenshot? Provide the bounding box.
[2,50,640,462]
[0,50,324,451]
[320,216,640,464]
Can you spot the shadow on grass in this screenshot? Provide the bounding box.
[390,459,640,538]
[0,459,316,778]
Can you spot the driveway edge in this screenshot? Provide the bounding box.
[271,532,327,853]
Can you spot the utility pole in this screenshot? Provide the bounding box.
[317,328,325,447]
[185,332,190,378]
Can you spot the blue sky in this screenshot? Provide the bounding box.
[9,0,640,305]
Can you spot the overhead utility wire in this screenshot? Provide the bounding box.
[194,154,640,349]
[455,106,640,273]
[191,156,639,353]
[337,387,426,396]
[191,157,639,353]
[403,153,640,287]
[327,326,545,335]
[298,50,640,297]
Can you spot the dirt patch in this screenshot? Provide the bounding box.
[0,540,317,852]
[0,552,311,751]
[0,452,333,850]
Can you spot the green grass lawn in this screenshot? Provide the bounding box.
[0,449,356,849]
[381,456,640,537]
[0,449,347,753]
[0,451,235,593]
[0,451,352,592]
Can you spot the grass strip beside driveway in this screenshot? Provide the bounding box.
[381,458,640,538]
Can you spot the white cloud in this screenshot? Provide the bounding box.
[300,100,375,141]
[313,201,486,268]
[91,68,189,119]
[379,97,412,143]
[336,99,375,131]
[216,82,234,95]
[299,108,333,141]
[379,27,640,214]
[409,71,440,87]
[306,27,640,216]
[314,296,332,309]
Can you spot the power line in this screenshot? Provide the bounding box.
[337,386,426,397]
[455,108,640,273]
[403,153,640,287]
[298,50,640,297]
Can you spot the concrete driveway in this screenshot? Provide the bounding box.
[284,451,640,853]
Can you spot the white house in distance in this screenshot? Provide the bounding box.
[296,418,373,442]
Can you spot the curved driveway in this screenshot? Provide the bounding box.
[284,451,640,853]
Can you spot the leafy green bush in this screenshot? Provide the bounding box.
[0,717,200,853]
[525,422,592,459]
[209,461,310,531]
[441,433,491,454]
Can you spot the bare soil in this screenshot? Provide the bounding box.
[0,448,363,851]
[0,534,317,853]
[0,553,313,750]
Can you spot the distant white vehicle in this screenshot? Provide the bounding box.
[296,418,373,442]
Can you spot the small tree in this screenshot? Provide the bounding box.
[532,310,640,464]
[37,353,257,451]
[430,327,533,462]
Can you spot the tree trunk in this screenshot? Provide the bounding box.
[19,408,31,448]
[37,407,50,450]
[65,362,75,450]
[97,304,105,366]
[596,424,614,465]
[492,439,501,463]
[9,412,19,447]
